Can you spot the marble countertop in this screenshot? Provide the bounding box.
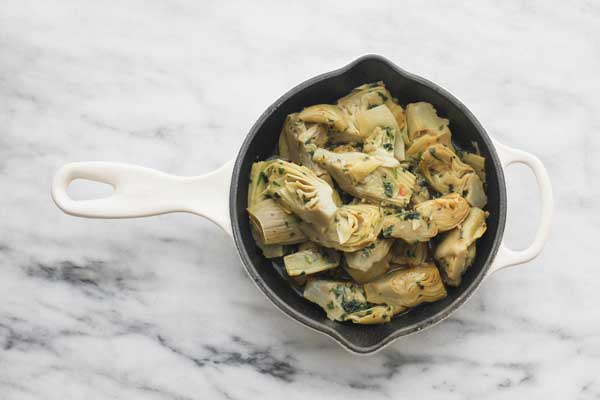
[1,0,598,398]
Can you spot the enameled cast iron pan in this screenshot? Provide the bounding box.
[51,55,553,354]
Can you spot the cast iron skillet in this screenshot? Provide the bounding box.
[51,55,553,354]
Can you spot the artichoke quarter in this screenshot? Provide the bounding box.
[434,207,488,286]
[419,144,487,208]
[415,193,470,232]
[364,263,447,312]
[313,148,415,208]
[405,102,452,142]
[303,280,394,324]
[264,160,338,228]
[300,204,382,252]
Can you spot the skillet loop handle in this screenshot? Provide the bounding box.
[486,141,553,277]
[51,161,234,236]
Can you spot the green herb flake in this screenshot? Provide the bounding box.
[327,301,335,310]
[259,171,269,184]
[429,147,443,161]
[404,211,421,220]
[383,181,394,197]
[383,225,394,238]
[377,92,389,102]
[304,255,312,264]
[383,143,393,151]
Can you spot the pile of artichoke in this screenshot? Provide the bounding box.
[247,82,489,324]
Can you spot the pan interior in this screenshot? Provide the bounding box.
[231,56,505,352]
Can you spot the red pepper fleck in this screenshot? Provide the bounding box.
[399,186,407,196]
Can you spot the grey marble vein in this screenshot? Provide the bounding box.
[0,0,598,399]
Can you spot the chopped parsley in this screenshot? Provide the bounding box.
[383,143,393,151]
[429,147,443,161]
[403,211,421,220]
[341,299,371,314]
[259,171,269,184]
[377,92,389,102]
[383,181,394,197]
[327,302,335,310]
[383,225,394,238]
[384,127,394,140]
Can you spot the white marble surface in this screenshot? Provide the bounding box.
[1,0,598,398]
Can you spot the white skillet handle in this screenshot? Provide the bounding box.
[51,161,234,236]
[486,141,553,277]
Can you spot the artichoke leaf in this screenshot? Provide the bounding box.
[364,263,447,310]
[284,242,340,276]
[278,131,290,160]
[300,204,382,252]
[415,193,470,232]
[382,211,438,243]
[248,160,275,207]
[384,99,408,160]
[330,143,363,154]
[406,130,453,158]
[313,148,385,184]
[434,207,488,286]
[460,151,486,183]
[250,225,284,259]
[264,160,338,227]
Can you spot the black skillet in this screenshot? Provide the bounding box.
[51,55,553,354]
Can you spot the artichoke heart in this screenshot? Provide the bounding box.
[337,81,391,117]
[406,102,452,142]
[382,211,438,243]
[434,207,488,286]
[264,160,338,227]
[313,148,415,207]
[298,104,361,143]
[364,263,447,311]
[419,144,487,208]
[280,113,329,177]
[357,105,400,159]
[344,238,393,272]
[303,280,393,324]
[284,242,340,276]
[415,193,470,232]
[384,99,409,160]
[248,198,307,245]
[390,240,428,266]
[406,129,453,158]
[300,204,382,252]
[344,238,393,284]
[345,257,391,284]
[460,150,486,183]
[313,148,385,184]
[248,160,274,207]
